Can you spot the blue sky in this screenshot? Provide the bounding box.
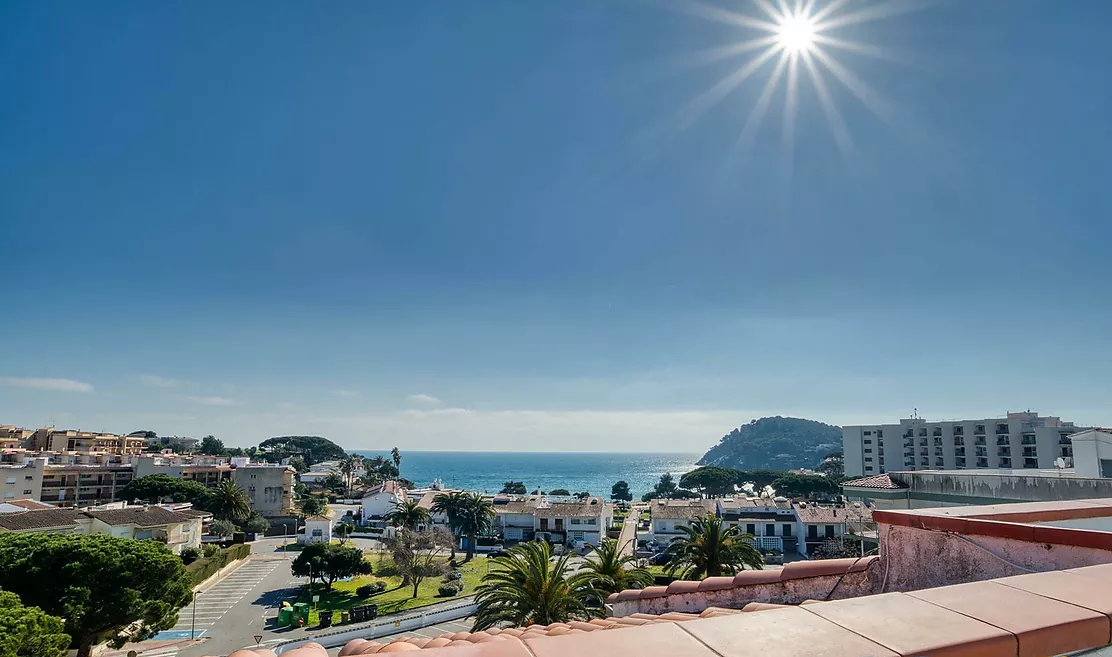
[2,0,1111,451]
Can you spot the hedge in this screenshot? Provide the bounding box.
[185,543,251,586]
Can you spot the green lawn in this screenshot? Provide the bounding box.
[300,554,488,623]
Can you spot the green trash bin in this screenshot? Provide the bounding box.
[292,602,311,625]
[278,607,293,627]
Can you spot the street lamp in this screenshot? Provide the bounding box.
[190,591,201,640]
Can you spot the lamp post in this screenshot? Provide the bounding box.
[190,591,200,640]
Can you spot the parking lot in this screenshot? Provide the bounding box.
[168,559,285,639]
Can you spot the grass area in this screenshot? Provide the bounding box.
[300,554,488,624]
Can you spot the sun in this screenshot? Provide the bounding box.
[777,14,816,53]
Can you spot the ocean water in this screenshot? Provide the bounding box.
[353,451,700,500]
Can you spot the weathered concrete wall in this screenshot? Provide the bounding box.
[607,567,878,616]
[880,523,1112,592]
[899,472,1112,504]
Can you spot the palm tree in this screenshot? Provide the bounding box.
[662,514,764,580]
[207,479,251,521]
[390,447,401,472]
[473,540,603,631]
[385,499,431,530]
[581,538,654,594]
[338,454,363,497]
[457,493,495,561]
[431,490,471,560]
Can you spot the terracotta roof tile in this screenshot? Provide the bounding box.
[840,473,907,490]
[908,580,1110,657]
[685,605,899,657]
[780,557,862,581]
[84,506,197,527]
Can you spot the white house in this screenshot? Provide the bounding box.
[361,480,407,522]
[0,504,207,554]
[301,515,334,544]
[533,499,612,548]
[649,499,717,542]
[716,496,798,553]
[493,498,538,543]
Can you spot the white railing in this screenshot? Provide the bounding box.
[272,600,478,654]
[743,536,783,552]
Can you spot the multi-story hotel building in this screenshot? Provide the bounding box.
[843,411,1080,478]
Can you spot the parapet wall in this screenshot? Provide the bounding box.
[607,556,880,616]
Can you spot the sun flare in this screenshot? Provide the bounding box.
[777,14,815,53]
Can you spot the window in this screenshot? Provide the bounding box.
[22,489,32,495]
[863,439,872,444]
[864,457,873,462]
[3,478,13,485]
[863,431,872,436]
[877,430,883,438]
[808,525,818,539]
[251,474,257,479]
[584,518,595,525]
[864,449,872,454]
[825,525,835,538]
[570,518,582,525]
[765,523,775,536]
[24,475,32,480]
[746,523,756,535]
[782,523,792,536]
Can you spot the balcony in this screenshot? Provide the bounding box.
[953,426,964,436]
[904,450,914,458]
[919,458,929,466]
[933,428,943,437]
[934,459,945,468]
[977,458,989,467]
[954,438,965,446]
[919,439,928,447]
[919,429,928,437]
[996,425,1010,435]
[955,447,966,456]
[919,449,929,456]
[1000,458,1012,468]
[975,447,988,457]
[975,437,987,446]
[1024,458,1039,469]
[903,430,914,439]
[933,438,943,447]
[955,457,966,468]
[903,440,915,448]
[998,447,1011,457]
[1022,436,1037,446]
[1023,447,1038,458]
[974,425,986,435]
[996,437,1010,446]
[1060,436,1073,445]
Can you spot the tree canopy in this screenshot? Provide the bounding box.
[610,481,632,502]
[641,473,686,501]
[119,475,212,506]
[662,514,764,579]
[298,495,329,518]
[258,436,345,466]
[0,589,70,657]
[206,479,251,521]
[0,534,192,656]
[698,416,842,470]
[548,488,571,497]
[199,435,226,456]
[679,467,738,497]
[291,543,372,590]
[770,472,841,498]
[387,527,451,598]
[499,481,527,495]
[385,500,432,530]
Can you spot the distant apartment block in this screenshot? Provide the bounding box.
[0,457,45,502]
[842,411,1081,478]
[1,425,148,455]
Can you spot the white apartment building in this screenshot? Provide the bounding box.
[843,411,1080,478]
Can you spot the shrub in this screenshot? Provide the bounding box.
[356,582,387,597]
[438,583,462,597]
[202,543,219,558]
[184,543,252,586]
[180,547,202,565]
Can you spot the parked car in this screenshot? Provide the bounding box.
[649,552,671,566]
[488,549,511,558]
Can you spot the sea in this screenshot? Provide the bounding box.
[353,450,701,500]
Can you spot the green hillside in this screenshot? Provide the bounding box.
[697,416,842,470]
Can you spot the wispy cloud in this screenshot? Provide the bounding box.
[1,377,95,393]
[405,393,442,406]
[278,402,299,410]
[184,396,237,406]
[139,374,182,388]
[335,390,359,398]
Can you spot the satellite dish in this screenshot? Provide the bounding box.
[1055,458,1066,469]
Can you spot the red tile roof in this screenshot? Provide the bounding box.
[239,563,1112,657]
[840,473,906,490]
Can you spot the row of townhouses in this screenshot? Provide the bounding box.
[647,496,873,557]
[0,500,208,554]
[359,482,616,548]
